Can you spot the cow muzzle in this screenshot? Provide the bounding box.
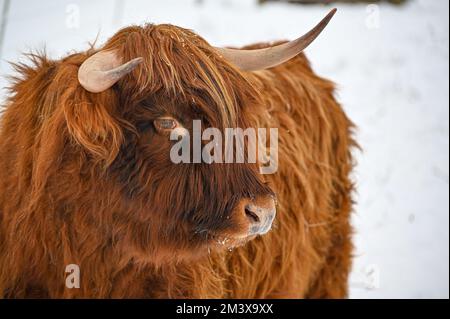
[236,195,277,237]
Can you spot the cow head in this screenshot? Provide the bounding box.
[70,10,335,264]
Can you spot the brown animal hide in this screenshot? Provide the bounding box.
[0,23,356,298]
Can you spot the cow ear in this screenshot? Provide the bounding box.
[62,75,124,166]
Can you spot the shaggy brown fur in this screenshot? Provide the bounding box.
[0,24,356,298]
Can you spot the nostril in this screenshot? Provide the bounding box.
[245,205,260,224]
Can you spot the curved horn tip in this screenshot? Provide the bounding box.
[317,8,338,27]
[78,51,144,93]
[326,8,338,21]
[125,57,144,69]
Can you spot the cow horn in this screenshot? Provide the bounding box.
[215,8,337,71]
[78,50,143,93]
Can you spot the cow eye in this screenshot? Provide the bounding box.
[153,117,178,133]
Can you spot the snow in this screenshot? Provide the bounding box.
[0,0,448,299]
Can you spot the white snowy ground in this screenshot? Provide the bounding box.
[0,0,448,299]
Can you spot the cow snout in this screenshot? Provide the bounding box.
[241,196,276,236]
